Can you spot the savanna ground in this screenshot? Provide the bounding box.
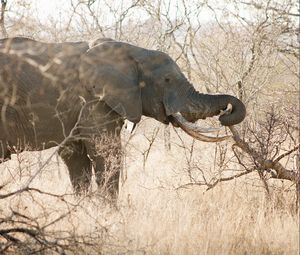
[0,0,299,254]
[1,119,298,254]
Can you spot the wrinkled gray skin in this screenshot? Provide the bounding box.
[0,37,246,196]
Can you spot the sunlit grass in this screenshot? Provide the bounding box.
[1,120,298,254]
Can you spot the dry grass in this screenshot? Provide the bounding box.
[0,119,299,254]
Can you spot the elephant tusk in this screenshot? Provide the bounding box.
[171,113,223,133]
[124,120,136,134]
[220,103,233,116]
[78,96,86,104]
[171,113,231,143]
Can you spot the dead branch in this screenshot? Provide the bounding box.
[229,126,300,183]
[274,145,300,163]
[177,168,254,190]
[206,168,255,191]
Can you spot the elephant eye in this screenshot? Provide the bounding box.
[165,77,170,83]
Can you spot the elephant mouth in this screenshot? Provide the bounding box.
[169,104,233,143]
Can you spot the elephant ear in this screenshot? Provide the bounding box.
[79,41,142,123]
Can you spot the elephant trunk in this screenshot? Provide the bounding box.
[181,90,246,126]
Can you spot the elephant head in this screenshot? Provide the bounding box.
[79,40,246,142]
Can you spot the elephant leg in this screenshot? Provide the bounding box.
[0,140,11,163]
[58,140,92,194]
[0,150,10,163]
[84,135,122,198]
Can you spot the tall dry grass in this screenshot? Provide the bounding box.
[0,118,298,254]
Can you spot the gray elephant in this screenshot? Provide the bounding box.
[0,37,246,196]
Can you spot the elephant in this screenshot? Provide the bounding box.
[0,37,246,197]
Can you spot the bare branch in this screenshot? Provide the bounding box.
[241,1,300,17]
[229,126,300,183]
[274,144,300,163]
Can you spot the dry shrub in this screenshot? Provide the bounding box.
[94,133,123,198]
[0,120,298,254]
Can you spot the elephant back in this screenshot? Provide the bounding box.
[0,37,89,89]
[0,38,89,149]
